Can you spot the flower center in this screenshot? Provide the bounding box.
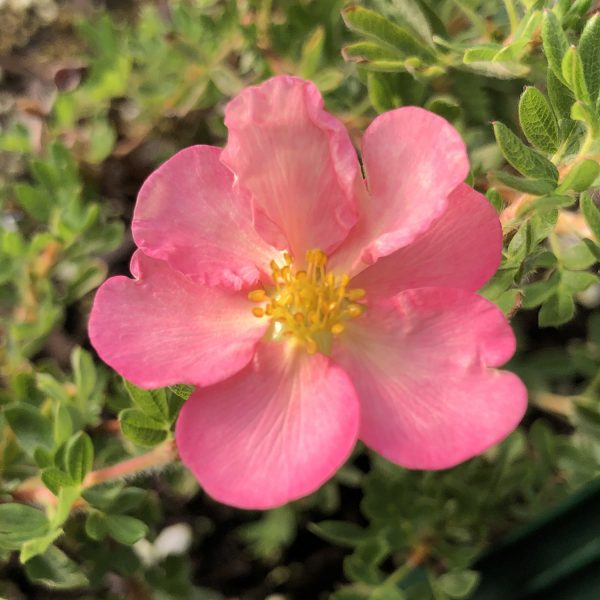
[248,249,366,354]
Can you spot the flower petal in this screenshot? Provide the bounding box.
[351,184,502,299]
[332,288,527,469]
[221,76,359,258]
[176,342,360,509]
[89,252,266,388]
[132,145,277,290]
[331,107,469,273]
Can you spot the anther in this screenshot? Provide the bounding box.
[248,289,267,302]
[331,323,345,335]
[252,307,265,318]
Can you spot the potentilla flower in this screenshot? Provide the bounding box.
[89,76,527,509]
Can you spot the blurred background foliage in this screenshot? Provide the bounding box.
[1,0,600,598]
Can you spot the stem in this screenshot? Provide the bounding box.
[503,0,519,35]
[11,440,178,508]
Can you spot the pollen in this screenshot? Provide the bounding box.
[248,248,366,354]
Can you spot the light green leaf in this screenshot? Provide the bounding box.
[571,101,599,137]
[42,467,75,496]
[518,87,559,153]
[581,192,600,241]
[579,14,600,102]
[367,72,401,113]
[343,41,402,63]
[105,514,148,545]
[518,194,575,216]
[562,270,599,293]
[85,512,108,541]
[521,271,561,308]
[542,10,569,83]
[561,47,590,103]
[119,408,168,447]
[438,570,481,599]
[300,27,325,79]
[14,184,52,221]
[547,68,574,120]
[64,432,94,484]
[20,529,63,563]
[71,346,97,401]
[341,6,435,60]
[539,290,575,326]
[493,122,558,181]
[557,159,600,192]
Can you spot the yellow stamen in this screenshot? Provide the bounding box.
[248,248,366,354]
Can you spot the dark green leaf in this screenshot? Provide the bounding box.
[547,68,574,120]
[309,521,371,547]
[123,379,169,423]
[64,432,94,483]
[105,514,148,545]
[518,87,559,153]
[367,72,401,113]
[493,122,558,181]
[0,504,49,550]
[493,171,556,195]
[521,271,561,309]
[119,408,168,447]
[85,512,108,541]
[4,403,54,452]
[25,545,88,590]
[438,570,480,598]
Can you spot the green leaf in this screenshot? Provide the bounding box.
[560,241,598,269]
[581,192,600,240]
[343,41,403,63]
[561,46,590,103]
[493,171,556,195]
[518,87,559,153]
[300,27,325,79]
[105,514,148,545]
[53,403,73,447]
[389,0,433,44]
[438,570,480,598]
[123,379,169,423]
[521,271,561,308]
[579,14,600,102]
[425,95,461,121]
[309,521,371,547]
[85,511,108,541]
[557,159,600,192]
[20,529,63,563]
[42,467,75,496]
[86,119,116,163]
[0,504,49,551]
[64,432,94,483]
[367,72,401,113]
[341,6,435,61]
[119,408,168,447]
[36,373,70,404]
[4,403,54,452]
[570,101,599,137]
[13,183,52,221]
[562,270,599,293]
[71,346,97,401]
[492,122,558,181]
[547,68,574,120]
[542,10,569,83]
[518,194,575,215]
[539,290,575,326]
[168,384,194,401]
[25,545,88,589]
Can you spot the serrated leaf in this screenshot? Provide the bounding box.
[579,14,600,102]
[561,46,590,103]
[493,171,556,195]
[493,122,558,181]
[539,290,575,326]
[547,69,574,120]
[542,10,569,83]
[581,192,600,240]
[105,515,148,545]
[119,408,168,447]
[0,504,49,550]
[64,432,94,483]
[25,545,88,590]
[558,159,600,192]
[4,403,54,452]
[518,87,559,153]
[123,379,169,423]
[42,467,75,496]
[342,6,435,60]
[521,271,561,308]
[309,521,371,547]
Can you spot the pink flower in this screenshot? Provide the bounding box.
[89,76,527,509]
